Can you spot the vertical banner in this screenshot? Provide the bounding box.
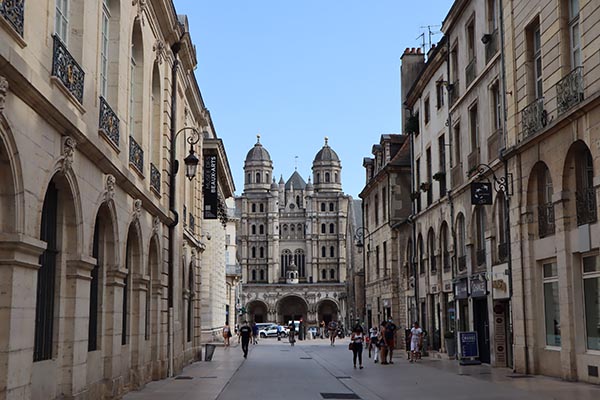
[203,154,218,219]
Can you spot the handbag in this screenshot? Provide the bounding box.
[348,342,354,351]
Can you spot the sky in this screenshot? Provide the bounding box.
[173,0,454,198]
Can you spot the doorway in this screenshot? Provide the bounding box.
[473,297,490,363]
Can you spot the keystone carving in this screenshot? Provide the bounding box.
[60,136,77,173]
[152,215,160,234]
[132,0,148,23]
[104,174,116,201]
[0,76,8,113]
[153,40,166,64]
[132,199,142,220]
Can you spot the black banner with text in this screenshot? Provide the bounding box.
[203,154,218,219]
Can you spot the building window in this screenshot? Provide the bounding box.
[475,206,486,267]
[491,82,502,133]
[251,269,256,281]
[259,247,264,258]
[321,269,327,280]
[542,261,561,347]
[259,225,264,235]
[329,202,334,211]
[453,123,461,168]
[321,203,326,211]
[256,172,261,183]
[467,18,476,61]
[321,246,326,258]
[330,269,335,280]
[259,203,264,212]
[438,135,447,197]
[374,194,379,225]
[251,203,256,213]
[247,173,251,183]
[383,241,388,276]
[426,148,432,206]
[376,245,380,278]
[325,172,331,183]
[100,0,110,98]
[251,225,256,235]
[416,158,421,212]
[487,0,498,31]
[330,246,335,258]
[436,80,444,109]
[321,223,326,233]
[424,97,430,124]
[55,0,69,44]
[469,103,479,152]
[382,187,387,221]
[259,269,265,281]
[316,173,321,183]
[329,223,335,234]
[569,0,581,68]
[528,21,543,99]
[583,254,600,350]
[251,247,256,258]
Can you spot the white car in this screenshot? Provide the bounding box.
[259,324,282,338]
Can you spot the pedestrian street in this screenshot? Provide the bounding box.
[124,338,600,400]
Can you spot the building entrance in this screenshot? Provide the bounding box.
[277,295,308,325]
[473,297,490,363]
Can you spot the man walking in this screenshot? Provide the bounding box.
[385,319,397,364]
[239,321,252,358]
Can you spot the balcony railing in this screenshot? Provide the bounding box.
[226,264,242,276]
[458,255,467,272]
[484,29,498,64]
[150,162,160,193]
[538,202,555,238]
[576,187,597,226]
[465,58,477,87]
[449,80,460,107]
[128,136,143,174]
[51,34,84,104]
[498,242,508,263]
[99,96,119,147]
[0,0,24,36]
[556,66,584,116]
[521,97,547,139]
[476,248,486,266]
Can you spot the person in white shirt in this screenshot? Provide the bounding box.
[409,321,423,363]
[368,326,379,361]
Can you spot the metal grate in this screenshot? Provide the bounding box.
[507,374,533,379]
[321,394,360,399]
[174,376,194,380]
[588,365,599,378]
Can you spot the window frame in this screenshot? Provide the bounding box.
[582,253,600,351]
[55,0,70,44]
[542,260,561,348]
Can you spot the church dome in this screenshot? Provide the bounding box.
[313,137,340,163]
[245,135,271,163]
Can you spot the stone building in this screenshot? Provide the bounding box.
[502,0,600,384]
[0,1,233,399]
[359,135,412,333]
[236,137,353,329]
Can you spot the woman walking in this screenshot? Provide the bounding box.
[350,325,365,369]
[222,323,232,346]
[379,321,389,365]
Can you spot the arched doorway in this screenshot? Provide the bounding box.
[277,295,308,325]
[317,299,339,325]
[246,300,268,323]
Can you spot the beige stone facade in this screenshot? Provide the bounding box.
[0,1,233,399]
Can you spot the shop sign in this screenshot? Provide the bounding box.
[471,182,493,205]
[203,154,218,219]
[470,275,487,298]
[459,331,479,359]
[492,266,510,299]
[455,279,468,299]
[493,301,507,367]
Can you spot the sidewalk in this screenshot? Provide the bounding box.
[123,343,246,400]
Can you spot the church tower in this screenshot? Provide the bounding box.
[312,137,342,193]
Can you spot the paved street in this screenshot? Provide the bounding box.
[125,338,600,400]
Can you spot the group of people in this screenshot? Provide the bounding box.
[349,320,424,369]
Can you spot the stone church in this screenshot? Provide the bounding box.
[236,137,353,328]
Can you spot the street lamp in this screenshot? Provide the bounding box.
[175,126,203,180]
[354,226,370,254]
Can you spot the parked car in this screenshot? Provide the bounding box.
[259,324,281,338]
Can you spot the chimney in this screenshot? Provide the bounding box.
[400,45,426,132]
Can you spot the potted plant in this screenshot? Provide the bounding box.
[432,171,446,181]
[444,331,456,358]
[420,182,431,192]
[405,114,419,135]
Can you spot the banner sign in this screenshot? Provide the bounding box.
[471,182,493,205]
[203,154,218,219]
[455,279,469,299]
[470,275,488,298]
[459,331,479,359]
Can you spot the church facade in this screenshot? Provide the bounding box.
[236,137,353,328]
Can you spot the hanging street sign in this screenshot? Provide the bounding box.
[471,182,493,205]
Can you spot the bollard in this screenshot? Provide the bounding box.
[204,344,216,361]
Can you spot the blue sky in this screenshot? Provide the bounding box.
[173,0,453,197]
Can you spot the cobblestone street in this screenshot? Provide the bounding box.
[125,339,600,400]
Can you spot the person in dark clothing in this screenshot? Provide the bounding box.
[239,321,252,358]
[350,325,365,369]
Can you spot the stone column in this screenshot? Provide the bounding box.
[130,275,150,388]
[0,234,46,400]
[103,269,127,397]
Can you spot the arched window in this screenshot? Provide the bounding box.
[428,229,436,273]
[537,164,555,237]
[251,203,256,212]
[256,172,261,183]
[129,20,144,169]
[330,246,335,258]
[290,225,295,232]
[321,203,326,211]
[251,247,256,258]
[321,246,326,257]
[296,195,300,206]
[441,223,450,271]
[329,223,335,234]
[457,214,466,272]
[294,249,306,277]
[335,173,338,183]
[321,269,327,280]
[330,269,335,280]
[329,203,334,211]
[281,249,292,277]
[266,172,270,182]
[325,172,331,182]
[251,225,256,235]
[316,173,321,183]
[417,235,424,274]
[321,223,326,233]
[247,173,251,183]
[283,224,288,233]
[259,247,264,258]
[259,225,264,235]
[259,269,265,281]
[251,269,257,281]
[259,203,264,212]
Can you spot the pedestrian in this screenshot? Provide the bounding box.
[350,325,365,369]
[320,320,326,339]
[385,319,397,364]
[239,321,252,358]
[222,323,232,347]
[409,321,423,363]
[328,320,338,346]
[251,322,259,344]
[379,321,389,365]
[288,321,296,346]
[368,326,379,361]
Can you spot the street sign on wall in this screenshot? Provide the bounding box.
[471,182,493,205]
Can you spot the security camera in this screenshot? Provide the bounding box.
[481,34,492,44]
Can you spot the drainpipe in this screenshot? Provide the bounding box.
[168,39,182,378]
[409,124,418,323]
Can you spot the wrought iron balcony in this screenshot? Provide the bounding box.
[458,255,467,272]
[150,162,160,193]
[521,97,547,138]
[465,58,477,87]
[226,264,242,276]
[0,0,24,36]
[556,66,584,116]
[498,242,508,263]
[576,187,597,226]
[99,96,119,147]
[476,248,486,266]
[128,136,143,174]
[484,29,498,64]
[538,202,555,238]
[51,34,84,103]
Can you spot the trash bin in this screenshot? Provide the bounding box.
[204,344,216,361]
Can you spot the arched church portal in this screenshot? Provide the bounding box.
[277,295,308,325]
[246,300,268,323]
[317,299,339,324]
